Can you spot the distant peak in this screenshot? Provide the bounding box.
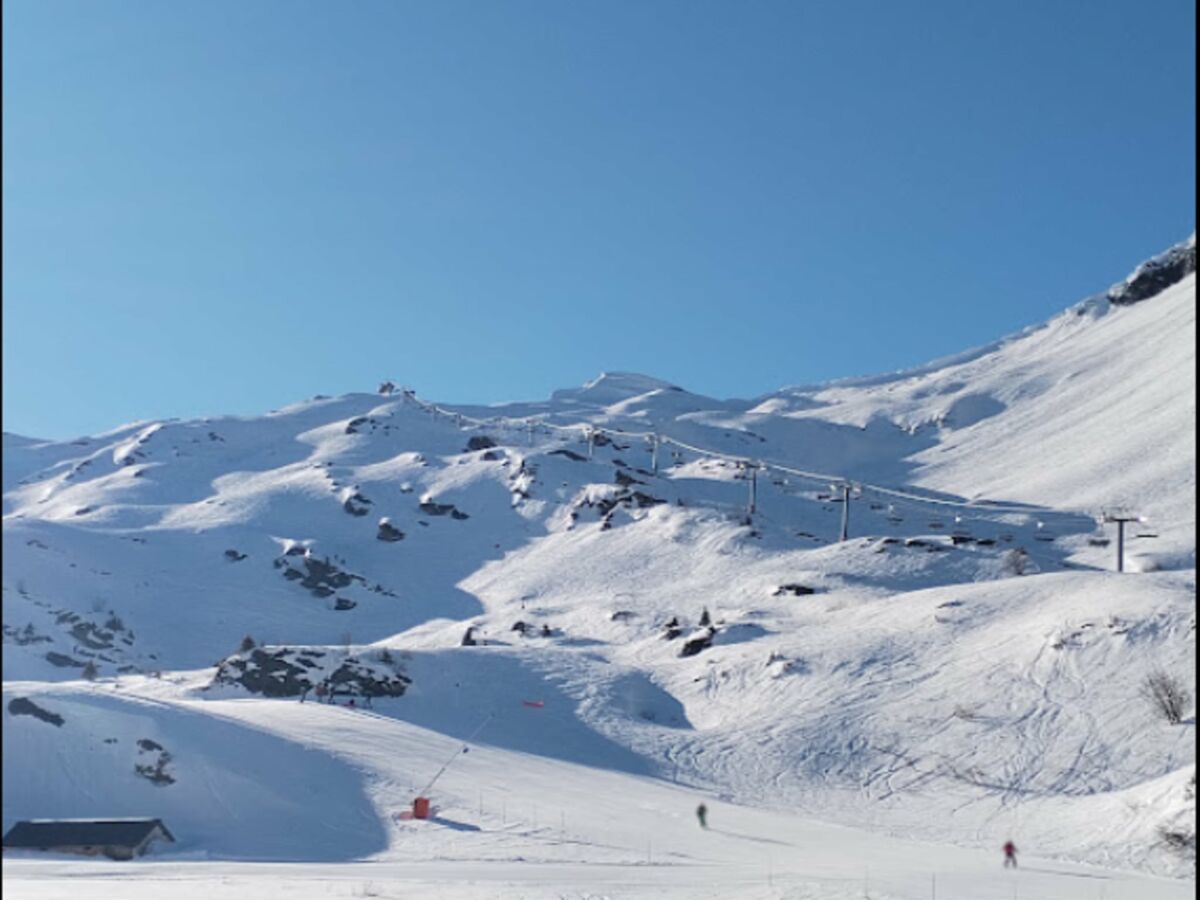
[580,372,681,394]
[550,372,683,406]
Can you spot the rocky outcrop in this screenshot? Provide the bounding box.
[134,738,175,785]
[7,697,64,727]
[275,554,367,598]
[209,645,412,699]
[377,520,405,542]
[466,435,497,452]
[679,627,717,657]
[1107,235,1196,306]
[419,499,469,520]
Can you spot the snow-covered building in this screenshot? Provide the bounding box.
[2,818,175,860]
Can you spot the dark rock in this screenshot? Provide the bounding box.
[774,584,816,597]
[420,500,469,519]
[212,648,317,697]
[482,450,503,461]
[334,597,357,611]
[224,549,248,561]
[550,449,588,462]
[680,629,716,657]
[461,626,478,647]
[466,436,497,452]
[44,652,86,668]
[134,740,175,785]
[3,623,52,646]
[615,470,644,488]
[610,610,636,621]
[326,657,411,698]
[629,491,665,508]
[345,416,369,434]
[70,622,114,650]
[7,697,64,727]
[279,556,365,598]
[377,521,405,542]
[1107,238,1196,306]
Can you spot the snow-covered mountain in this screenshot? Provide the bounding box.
[3,237,1195,895]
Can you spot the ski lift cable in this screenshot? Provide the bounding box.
[397,389,1092,520]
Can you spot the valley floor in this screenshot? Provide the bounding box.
[4,685,1194,900]
[3,831,1192,899]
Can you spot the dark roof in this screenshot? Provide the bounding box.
[3,818,175,849]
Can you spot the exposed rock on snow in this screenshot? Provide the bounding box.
[209,646,412,699]
[134,737,175,785]
[6,696,64,727]
[1107,234,1197,306]
[465,435,497,452]
[275,555,366,598]
[376,519,405,542]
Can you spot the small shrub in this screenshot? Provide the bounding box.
[1141,670,1191,725]
[239,634,257,653]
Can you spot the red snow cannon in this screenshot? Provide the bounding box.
[412,796,431,819]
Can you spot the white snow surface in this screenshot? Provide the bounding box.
[2,249,1195,898]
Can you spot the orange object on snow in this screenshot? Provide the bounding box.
[413,796,431,819]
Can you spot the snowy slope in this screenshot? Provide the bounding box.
[755,268,1195,571]
[2,238,1195,895]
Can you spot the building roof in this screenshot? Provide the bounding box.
[2,818,175,849]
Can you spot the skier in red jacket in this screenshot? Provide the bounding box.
[1003,840,1017,868]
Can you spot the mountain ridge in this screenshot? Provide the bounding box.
[3,237,1195,882]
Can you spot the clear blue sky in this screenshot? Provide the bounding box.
[3,0,1195,439]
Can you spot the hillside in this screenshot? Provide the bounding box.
[2,238,1195,897]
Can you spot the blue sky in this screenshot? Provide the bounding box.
[3,0,1195,439]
